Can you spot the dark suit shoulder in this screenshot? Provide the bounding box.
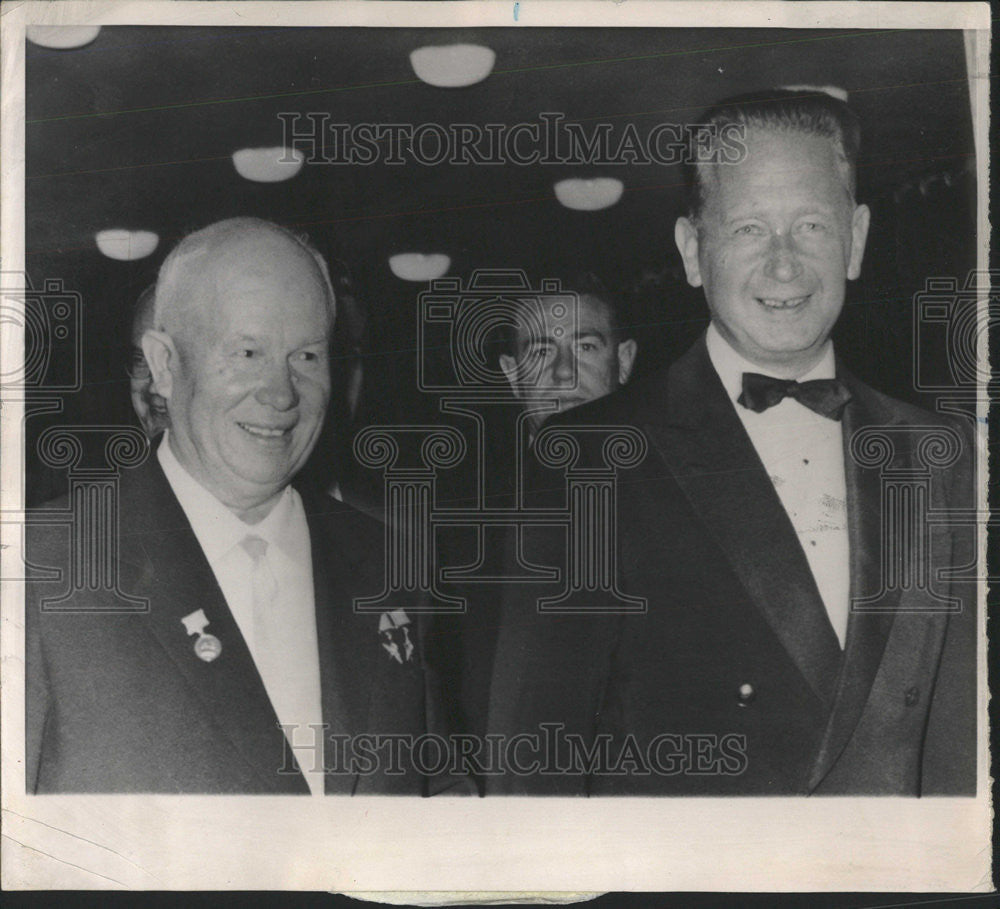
[541,369,669,432]
[24,493,71,555]
[845,374,957,427]
[298,484,383,546]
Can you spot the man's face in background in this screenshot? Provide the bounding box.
[129,286,170,438]
[500,292,637,433]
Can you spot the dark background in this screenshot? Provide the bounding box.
[22,26,978,501]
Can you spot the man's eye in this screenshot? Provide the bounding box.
[734,223,764,236]
[797,220,827,233]
[294,350,324,364]
[238,348,257,358]
[578,342,597,353]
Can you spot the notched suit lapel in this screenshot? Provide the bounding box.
[644,341,843,708]
[301,491,379,793]
[122,460,308,793]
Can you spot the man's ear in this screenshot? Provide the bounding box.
[141,329,178,401]
[499,353,523,398]
[130,387,151,429]
[847,203,871,281]
[617,338,638,385]
[674,216,703,288]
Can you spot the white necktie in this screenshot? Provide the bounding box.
[240,535,325,795]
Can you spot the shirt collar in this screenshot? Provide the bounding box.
[156,431,303,564]
[705,322,836,405]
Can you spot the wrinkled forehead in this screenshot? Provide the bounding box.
[699,126,853,211]
[174,231,332,331]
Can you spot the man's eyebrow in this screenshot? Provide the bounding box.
[724,202,839,223]
[574,330,609,343]
[523,334,558,347]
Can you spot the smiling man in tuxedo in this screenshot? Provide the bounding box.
[488,91,976,795]
[26,218,430,794]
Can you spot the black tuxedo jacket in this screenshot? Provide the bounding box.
[488,337,977,795]
[25,455,431,794]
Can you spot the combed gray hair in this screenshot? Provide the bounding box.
[153,217,336,333]
[684,89,861,223]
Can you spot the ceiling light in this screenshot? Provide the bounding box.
[553,177,624,212]
[232,147,304,183]
[780,84,849,102]
[389,253,451,282]
[409,44,496,88]
[95,229,159,261]
[26,26,101,49]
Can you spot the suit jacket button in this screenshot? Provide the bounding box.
[737,683,756,706]
[904,686,920,707]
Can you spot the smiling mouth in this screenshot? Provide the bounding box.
[237,422,292,439]
[756,295,811,310]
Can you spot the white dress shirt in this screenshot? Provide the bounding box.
[158,434,326,793]
[705,325,850,648]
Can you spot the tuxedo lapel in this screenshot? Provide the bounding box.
[643,339,843,707]
[121,458,307,793]
[808,369,900,789]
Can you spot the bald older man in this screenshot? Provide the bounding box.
[26,218,432,794]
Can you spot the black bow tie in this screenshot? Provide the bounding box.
[738,372,852,420]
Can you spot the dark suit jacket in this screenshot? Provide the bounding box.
[25,455,432,794]
[488,336,977,795]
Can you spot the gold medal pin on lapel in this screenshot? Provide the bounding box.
[181,608,222,662]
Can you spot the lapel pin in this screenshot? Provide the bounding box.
[379,609,414,664]
[181,608,222,662]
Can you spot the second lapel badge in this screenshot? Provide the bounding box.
[379,609,414,664]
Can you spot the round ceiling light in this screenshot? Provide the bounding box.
[26,26,101,50]
[409,44,496,88]
[232,147,304,183]
[388,253,452,282]
[95,229,159,261]
[553,177,625,212]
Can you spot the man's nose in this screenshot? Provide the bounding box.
[550,346,575,384]
[763,231,803,283]
[255,361,299,410]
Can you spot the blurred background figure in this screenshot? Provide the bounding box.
[499,272,637,440]
[127,284,170,438]
[329,257,368,423]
